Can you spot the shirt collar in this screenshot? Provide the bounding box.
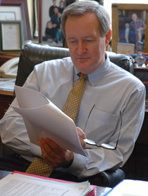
[73,53,111,86]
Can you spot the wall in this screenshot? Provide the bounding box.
[27,0,33,36]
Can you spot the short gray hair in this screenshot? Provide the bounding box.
[61,0,110,37]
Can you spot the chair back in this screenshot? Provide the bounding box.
[16,43,134,86]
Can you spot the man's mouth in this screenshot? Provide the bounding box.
[76,57,90,61]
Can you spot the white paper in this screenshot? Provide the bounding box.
[2,23,21,50]
[0,173,91,196]
[107,179,148,196]
[12,85,86,156]
[0,78,15,91]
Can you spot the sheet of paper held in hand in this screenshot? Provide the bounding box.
[12,85,86,156]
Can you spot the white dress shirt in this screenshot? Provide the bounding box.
[0,55,145,178]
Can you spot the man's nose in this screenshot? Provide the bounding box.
[77,41,87,54]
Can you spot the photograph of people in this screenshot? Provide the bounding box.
[43,0,64,45]
[119,10,146,52]
[125,13,146,51]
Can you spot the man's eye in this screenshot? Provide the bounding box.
[85,39,94,43]
[69,40,77,44]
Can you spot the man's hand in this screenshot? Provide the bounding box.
[77,127,86,149]
[39,127,86,169]
[40,137,74,168]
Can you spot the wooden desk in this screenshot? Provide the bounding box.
[0,52,17,119]
[0,90,14,119]
[0,52,20,67]
[0,90,14,96]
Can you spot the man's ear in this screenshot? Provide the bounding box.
[105,29,112,46]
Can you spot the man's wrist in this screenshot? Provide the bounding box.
[63,151,74,168]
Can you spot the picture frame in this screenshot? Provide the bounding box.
[1,0,31,41]
[144,13,148,52]
[38,0,64,47]
[0,21,23,51]
[112,4,148,53]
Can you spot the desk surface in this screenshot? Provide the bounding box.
[0,90,14,96]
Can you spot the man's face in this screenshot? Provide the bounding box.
[131,14,137,23]
[65,12,106,74]
[54,7,58,14]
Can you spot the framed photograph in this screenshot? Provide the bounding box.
[38,0,64,47]
[0,21,23,51]
[1,0,31,41]
[112,4,148,53]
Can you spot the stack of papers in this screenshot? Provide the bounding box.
[0,171,96,196]
[0,78,15,91]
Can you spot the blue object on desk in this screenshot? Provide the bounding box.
[0,170,11,179]
[130,54,148,65]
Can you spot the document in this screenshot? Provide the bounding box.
[12,85,86,156]
[0,171,96,196]
[107,179,148,196]
[0,78,15,91]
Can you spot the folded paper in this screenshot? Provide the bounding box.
[12,85,86,156]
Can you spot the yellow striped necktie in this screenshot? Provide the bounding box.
[26,73,88,177]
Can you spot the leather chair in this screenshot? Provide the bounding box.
[3,43,134,187]
[16,43,134,86]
